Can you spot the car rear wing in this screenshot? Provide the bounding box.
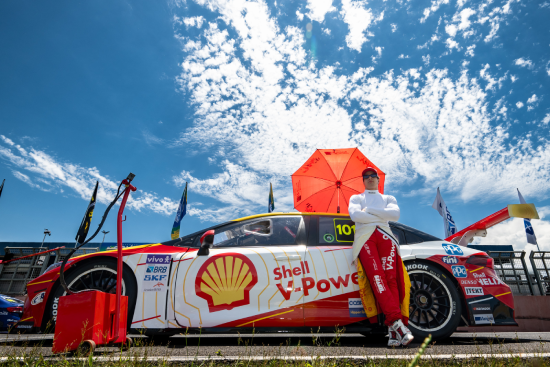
[445,204,539,247]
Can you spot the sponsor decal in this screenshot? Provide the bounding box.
[452,265,467,278]
[384,244,396,270]
[348,298,366,318]
[196,253,258,312]
[146,254,171,264]
[374,275,386,293]
[465,287,484,296]
[442,256,459,265]
[461,280,478,285]
[0,311,7,316]
[323,234,335,242]
[52,297,59,321]
[143,254,170,292]
[473,272,486,278]
[472,303,491,313]
[442,244,464,256]
[15,324,33,329]
[406,264,428,271]
[31,291,45,305]
[474,314,495,325]
[477,276,504,286]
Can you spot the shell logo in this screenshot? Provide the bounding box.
[195,253,258,312]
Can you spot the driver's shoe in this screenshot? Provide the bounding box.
[391,319,414,346]
[387,328,401,347]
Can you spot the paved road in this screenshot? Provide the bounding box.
[0,332,549,360]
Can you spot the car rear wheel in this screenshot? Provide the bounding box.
[42,258,137,332]
[405,260,461,340]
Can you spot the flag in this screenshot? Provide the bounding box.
[75,181,98,244]
[171,183,188,240]
[432,187,458,238]
[517,188,537,245]
[0,179,4,200]
[268,182,275,213]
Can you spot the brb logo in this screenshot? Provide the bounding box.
[442,244,463,256]
[452,265,467,278]
[196,253,258,312]
[442,256,459,265]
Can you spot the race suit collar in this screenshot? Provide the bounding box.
[365,189,379,195]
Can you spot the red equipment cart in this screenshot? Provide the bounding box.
[52,178,137,355]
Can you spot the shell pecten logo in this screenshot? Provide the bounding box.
[195,253,258,312]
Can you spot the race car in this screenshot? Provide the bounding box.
[19,212,517,340]
[0,294,24,332]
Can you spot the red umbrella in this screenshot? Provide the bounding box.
[291,148,385,214]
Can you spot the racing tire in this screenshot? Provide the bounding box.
[42,258,138,332]
[405,260,461,341]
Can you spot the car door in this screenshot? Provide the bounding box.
[172,215,307,329]
[303,215,363,327]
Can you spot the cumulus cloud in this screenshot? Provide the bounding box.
[0,135,178,216]
[340,0,382,52]
[305,0,336,22]
[516,101,524,108]
[515,58,534,69]
[543,113,550,125]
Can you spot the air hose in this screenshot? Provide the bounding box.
[59,180,128,295]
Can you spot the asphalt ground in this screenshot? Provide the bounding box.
[0,332,549,360]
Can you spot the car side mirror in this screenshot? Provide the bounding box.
[197,230,215,256]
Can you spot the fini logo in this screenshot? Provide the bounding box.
[195,253,258,312]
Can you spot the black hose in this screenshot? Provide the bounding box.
[59,181,127,295]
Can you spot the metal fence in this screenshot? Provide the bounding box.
[530,251,550,296]
[0,246,98,295]
[488,251,537,295]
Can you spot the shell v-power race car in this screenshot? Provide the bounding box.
[19,210,516,340]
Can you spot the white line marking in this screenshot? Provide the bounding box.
[468,297,493,304]
[3,353,550,362]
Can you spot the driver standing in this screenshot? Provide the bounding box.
[348,167,414,347]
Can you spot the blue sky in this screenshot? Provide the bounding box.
[1,0,549,252]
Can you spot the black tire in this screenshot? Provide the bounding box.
[405,260,461,341]
[42,257,138,332]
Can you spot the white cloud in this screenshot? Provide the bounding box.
[390,24,397,32]
[340,0,382,52]
[546,61,550,76]
[527,94,539,111]
[510,75,518,82]
[422,54,431,66]
[305,0,336,22]
[173,0,550,221]
[465,44,475,57]
[514,58,534,69]
[296,10,304,21]
[175,16,206,28]
[479,64,507,91]
[322,28,331,36]
[516,101,524,108]
[420,0,450,23]
[445,24,458,37]
[398,54,410,59]
[0,136,178,216]
[543,113,550,125]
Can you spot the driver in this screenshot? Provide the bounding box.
[348,167,414,347]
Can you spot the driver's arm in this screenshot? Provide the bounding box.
[349,195,380,223]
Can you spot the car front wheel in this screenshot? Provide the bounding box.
[405,260,461,340]
[42,258,137,332]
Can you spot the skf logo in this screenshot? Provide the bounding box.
[195,253,258,312]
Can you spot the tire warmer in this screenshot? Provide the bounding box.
[356,227,411,325]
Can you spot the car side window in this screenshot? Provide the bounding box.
[213,217,302,247]
[318,216,355,245]
[390,226,406,245]
[404,230,425,245]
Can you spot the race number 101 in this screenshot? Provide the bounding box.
[333,219,356,242]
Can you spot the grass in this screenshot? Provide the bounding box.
[0,328,548,367]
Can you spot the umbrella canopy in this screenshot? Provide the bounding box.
[291,148,385,214]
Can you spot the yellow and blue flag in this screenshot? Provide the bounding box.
[76,181,98,244]
[171,182,188,240]
[268,182,275,213]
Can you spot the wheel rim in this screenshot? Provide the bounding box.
[408,270,453,332]
[64,268,126,296]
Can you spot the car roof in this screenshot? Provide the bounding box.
[231,212,350,222]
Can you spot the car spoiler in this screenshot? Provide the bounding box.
[445,204,539,246]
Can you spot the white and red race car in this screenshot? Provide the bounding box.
[20,212,516,340]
